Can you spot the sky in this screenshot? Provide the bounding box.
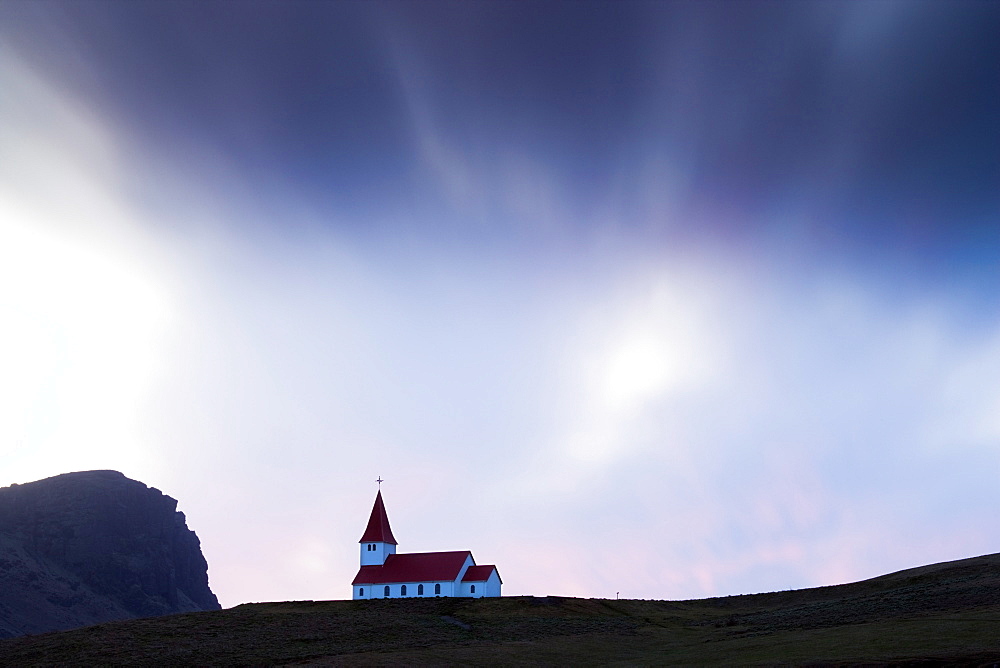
[1,0,998,607]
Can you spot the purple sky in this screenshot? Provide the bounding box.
[1,0,999,606]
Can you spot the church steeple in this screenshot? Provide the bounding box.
[359,489,397,566]
[359,490,397,545]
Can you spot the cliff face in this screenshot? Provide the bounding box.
[0,470,220,638]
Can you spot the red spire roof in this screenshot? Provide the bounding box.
[359,490,397,545]
[461,564,502,584]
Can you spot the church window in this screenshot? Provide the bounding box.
[435,583,441,595]
[384,585,390,597]
[359,588,364,597]
[418,584,424,595]
[470,584,476,593]
[401,585,407,596]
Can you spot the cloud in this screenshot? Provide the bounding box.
[2,3,997,609]
[486,251,1000,599]
[0,51,176,485]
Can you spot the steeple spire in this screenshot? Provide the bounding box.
[359,489,397,545]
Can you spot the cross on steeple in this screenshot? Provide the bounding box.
[376,476,384,488]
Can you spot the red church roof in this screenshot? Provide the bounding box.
[353,551,473,585]
[461,565,502,583]
[359,490,397,545]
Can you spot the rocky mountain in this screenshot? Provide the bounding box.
[0,470,220,638]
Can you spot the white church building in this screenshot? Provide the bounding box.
[352,489,502,599]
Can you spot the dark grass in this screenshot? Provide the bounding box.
[3,553,1000,666]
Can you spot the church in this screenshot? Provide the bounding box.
[352,488,502,599]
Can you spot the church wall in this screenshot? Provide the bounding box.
[355,574,500,599]
[482,570,502,597]
[459,570,502,597]
[355,580,459,598]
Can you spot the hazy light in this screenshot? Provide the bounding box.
[0,53,175,485]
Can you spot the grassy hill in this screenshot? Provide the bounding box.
[2,553,1000,665]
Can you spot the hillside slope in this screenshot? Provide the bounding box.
[2,553,1000,665]
[0,471,220,638]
